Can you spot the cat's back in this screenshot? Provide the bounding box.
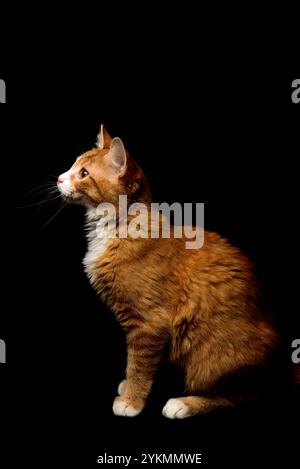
[184,229,254,277]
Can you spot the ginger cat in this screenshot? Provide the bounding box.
[57,125,278,418]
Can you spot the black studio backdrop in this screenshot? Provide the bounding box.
[1,40,300,467]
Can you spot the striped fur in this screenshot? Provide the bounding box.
[58,126,278,418]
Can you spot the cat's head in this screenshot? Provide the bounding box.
[57,125,151,208]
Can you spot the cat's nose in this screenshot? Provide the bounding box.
[57,177,63,185]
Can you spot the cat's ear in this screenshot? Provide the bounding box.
[107,137,127,176]
[96,124,112,149]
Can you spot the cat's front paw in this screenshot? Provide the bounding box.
[113,396,143,417]
[117,379,127,396]
[162,398,191,419]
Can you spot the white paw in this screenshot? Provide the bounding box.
[162,398,191,419]
[113,397,141,417]
[118,379,127,396]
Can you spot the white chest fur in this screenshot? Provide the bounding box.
[83,208,115,278]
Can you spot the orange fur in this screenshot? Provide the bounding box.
[58,126,278,418]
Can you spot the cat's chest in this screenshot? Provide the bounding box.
[84,233,110,265]
[83,212,149,309]
[83,228,139,312]
[83,225,114,278]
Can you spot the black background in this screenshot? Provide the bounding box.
[1,15,299,468]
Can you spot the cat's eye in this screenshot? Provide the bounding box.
[80,168,89,178]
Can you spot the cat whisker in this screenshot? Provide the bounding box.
[36,192,63,211]
[18,183,57,203]
[41,199,69,230]
[41,173,59,179]
[14,193,62,210]
[28,188,59,201]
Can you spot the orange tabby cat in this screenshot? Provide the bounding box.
[57,125,278,418]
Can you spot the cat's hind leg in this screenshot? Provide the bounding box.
[162,396,233,419]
